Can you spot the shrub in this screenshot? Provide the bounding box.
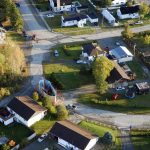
[32,91,39,101]
[56,105,68,120]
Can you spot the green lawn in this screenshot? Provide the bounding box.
[79,121,121,149]
[50,44,82,62]
[130,130,150,150]
[32,0,50,11]
[78,93,150,114]
[45,16,96,35]
[0,123,33,143]
[43,63,94,90]
[31,113,56,135]
[126,60,146,79]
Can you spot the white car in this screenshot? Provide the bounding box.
[37,133,48,142]
[134,21,143,25]
[76,60,87,64]
[54,50,59,57]
[46,13,54,18]
[116,86,125,91]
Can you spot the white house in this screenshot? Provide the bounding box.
[82,43,106,61]
[0,107,14,126]
[7,96,47,127]
[61,14,87,27]
[50,120,99,150]
[109,46,133,63]
[49,0,74,12]
[87,13,98,24]
[101,9,119,26]
[117,5,140,19]
[111,0,127,6]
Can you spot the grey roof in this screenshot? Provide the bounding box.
[87,13,98,19]
[120,5,140,14]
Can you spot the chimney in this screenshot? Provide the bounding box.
[57,0,60,7]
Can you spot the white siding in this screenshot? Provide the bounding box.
[87,17,98,23]
[58,138,79,150]
[118,57,133,63]
[111,0,126,6]
[85,138,98,150]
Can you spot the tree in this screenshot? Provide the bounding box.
[144,35,150,45]
[92,0,111,7]
[56,105,68,120]
[0,144,10,150]
[140,3,150,18]
[121,24,133,39]
[32,91,39,101]
[92,56,114,94]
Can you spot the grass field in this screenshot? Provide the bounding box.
[32,0,49,11]
[130,130,150,150]
[43,63,94,90]
[31,113,56,135]
[79,121,121,149]
[0,123,33,143]
[78,93,150,114]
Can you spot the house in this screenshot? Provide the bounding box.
[107,61,131,84]
[117,5,140,19]
[111,0,127,6]
[61,14,87,27]
[109,46,133,63]
[82,43,106,61]
[87,13,98,24]
[101,9,119,26]
[50,120,98,150]
[0,107,14,126]
[49,0,74,12]
[7,96,47,127]
[76,5,88,13]
[135,82,150,95]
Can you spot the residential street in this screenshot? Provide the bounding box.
[1,0,150,135]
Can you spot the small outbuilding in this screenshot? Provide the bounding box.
[109,46,133,63]
[50,120,98,150]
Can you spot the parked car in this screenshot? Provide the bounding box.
[46,13,54,18]
[116,86,125,91]
[76,60,87,64]
[134,21,143,25]
[38,133,48,142]
[54,50,59,57]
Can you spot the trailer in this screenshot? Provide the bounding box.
[101,9,119,26]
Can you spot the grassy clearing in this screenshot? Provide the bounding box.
[126,60,145,79]
[45,16,96,35]
[79,121,121,149]
[31,113,56,135]
[43,63,94,90]
[0,123,32,143]
[32,0,50,11]
[130,130,150,150]
[78,93,150,114]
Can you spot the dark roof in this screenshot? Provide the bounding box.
[107,61,130,83]
[63,14,87,22]
[87,13,98,19]
[76,5,88,10]
[50,120,97,150]
[7,96,46,121]
[120,5,140,14]
[53,0,73,7]
[83,43,104,56]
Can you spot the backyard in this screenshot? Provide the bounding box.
[79,121,121,150]
[130,130,150,150]
[78,92,150,114]
[0,123,33,143]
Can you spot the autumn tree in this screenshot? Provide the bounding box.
[122,24,133,39]
[32,91,39,101]
[92,56,114,94]
[144,35,150,45]
[56,105,68,120]
[140,3,150,19]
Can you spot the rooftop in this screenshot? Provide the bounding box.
[135,82,150,90]
[63,14,87,22]
[120,5,140,14]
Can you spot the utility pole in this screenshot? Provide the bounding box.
[133,43,136,56]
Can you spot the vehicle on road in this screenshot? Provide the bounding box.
[46,13,54,18]
[54,50,59,57]
[38,133,48,142]
[134,21,143,25]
